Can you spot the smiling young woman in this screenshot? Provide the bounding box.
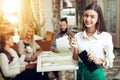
[69,3,115,80]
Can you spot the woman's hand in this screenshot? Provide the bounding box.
[87,53,106,65]
[31,48,43,61]
[20,66,26,72]
[68,37,78,49]
[31,57,37,62]
[25,58,34,62]
[25,64,36,69]
[68,37,79,60]
[87,52,96,62]
[22,49,29,55]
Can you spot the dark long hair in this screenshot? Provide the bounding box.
[82,3,106,33]
[0,32,14,64]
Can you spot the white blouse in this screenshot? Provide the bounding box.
[0,48,26,78]
[74,31,115,68]
[18,40,40,58]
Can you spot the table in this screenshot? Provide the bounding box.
[37,51,78,72]
[37,51,78,80]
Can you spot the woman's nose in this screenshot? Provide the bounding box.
[86,17,91,21]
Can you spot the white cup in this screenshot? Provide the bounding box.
[26,46,32,53]
[12,36,20,43]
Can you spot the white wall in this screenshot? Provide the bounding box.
[43,0,53,33]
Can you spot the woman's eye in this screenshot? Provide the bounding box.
[84,14,88,17]
[91,15,95,18]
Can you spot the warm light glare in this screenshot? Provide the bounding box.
[2,0,20,14]
[4,15,18,24]
[2,0,20,24]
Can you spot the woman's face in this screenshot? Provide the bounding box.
[83,10,98,28]
[26,28,34,39]
[6,36,14,47]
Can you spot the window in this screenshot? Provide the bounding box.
[2,0,20,24]
[61,0,76,25]
[105,0,116,33]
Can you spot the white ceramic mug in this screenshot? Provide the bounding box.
[26,46,32,53]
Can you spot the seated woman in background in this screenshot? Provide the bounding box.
[0,31,41,80]
[18,24,47,79]
[18,24,42,64]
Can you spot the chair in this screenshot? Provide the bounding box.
[44,31,55,41]
[36,31,55,51]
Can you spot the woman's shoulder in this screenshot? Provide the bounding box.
[100,32,112,38]
[18,40,24,44]
[19,40,24,43]
[0,53,8,59]
[9,48,17,53]
[0,53,6,56]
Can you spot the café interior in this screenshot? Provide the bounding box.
[0,0,120,80]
